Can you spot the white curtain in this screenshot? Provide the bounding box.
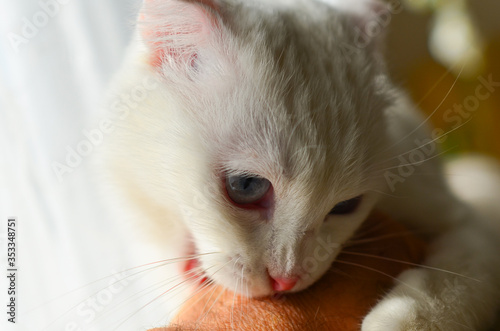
[0,1,180,330]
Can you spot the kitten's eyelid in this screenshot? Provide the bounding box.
[328,195,363,216]
[223,170,260,179]
[335,194,364,205]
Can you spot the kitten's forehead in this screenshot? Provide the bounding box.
[201,2,390,197]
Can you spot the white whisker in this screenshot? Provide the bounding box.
[376,146,456,173]
[345,230,434,246]
[334,259,425,296]
[111,268,207,330]
[367,63,465,163]
[30,252,220,316]
[89,267,207,328]
[190,259,234,327]
[340,251,480,282]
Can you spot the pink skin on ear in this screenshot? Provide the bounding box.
[139,0,221,68]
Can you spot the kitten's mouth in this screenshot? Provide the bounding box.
[183,239,208,285]
[183,256,200,274]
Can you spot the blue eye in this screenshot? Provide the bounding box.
[329,196,362,215]
[225,175,271,205]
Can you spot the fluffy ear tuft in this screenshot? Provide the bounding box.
[138,0,222,69]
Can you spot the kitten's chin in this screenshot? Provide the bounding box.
[227,276,321,298]
[183,262,328,299]
[209,269,328,299]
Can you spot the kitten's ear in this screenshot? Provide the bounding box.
[138,0,224,70]
[320,0,398,49]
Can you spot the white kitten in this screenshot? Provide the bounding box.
[101,0,500,329]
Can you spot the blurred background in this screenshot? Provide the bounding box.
[386,0,500,159]
[0,0,499,330]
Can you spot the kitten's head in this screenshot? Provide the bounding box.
[121,0,395,297]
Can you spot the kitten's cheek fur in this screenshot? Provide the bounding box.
[293,250,343,293]
[199,256,274,297]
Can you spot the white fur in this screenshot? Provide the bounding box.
[101,0,500,329]
[318,0,382,17]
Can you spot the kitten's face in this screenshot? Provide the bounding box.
[128,0,392,297]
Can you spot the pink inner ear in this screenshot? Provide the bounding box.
[139,0,220,68]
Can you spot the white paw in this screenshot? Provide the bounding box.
[362,296,425,331]
[362,268,441,331]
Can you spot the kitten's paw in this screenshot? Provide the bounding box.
[361,296,435,331]
[361,269,440,331]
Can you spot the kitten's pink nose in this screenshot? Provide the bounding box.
[270,276,298,292]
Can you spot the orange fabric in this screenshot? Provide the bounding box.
[152,212,427,331]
